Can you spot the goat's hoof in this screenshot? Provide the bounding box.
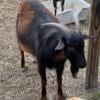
[22,66,28,72]
[72,72,78,79]
[40,96,47,100]
[56,95,67,100]
[32,60,38,64]
[56,95,62,100]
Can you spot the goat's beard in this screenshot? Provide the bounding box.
[70,65,79,79]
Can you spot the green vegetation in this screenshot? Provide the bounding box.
[90,91,100,100]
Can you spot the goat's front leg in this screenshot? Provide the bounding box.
[56,64,64,100]
[53,0,57,16]
[61,0,65,11]
[39,65,47,100]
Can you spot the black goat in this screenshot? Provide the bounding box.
[53,0,65,16]
[16,0,95,100]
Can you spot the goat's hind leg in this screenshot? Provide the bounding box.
[20,50,25,68]
[18,42,25,69]
[20,49,28,72]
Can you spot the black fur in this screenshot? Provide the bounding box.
[17,0,86,99]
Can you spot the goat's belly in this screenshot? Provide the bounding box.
[46,61,59,69]
[47,64,55,69]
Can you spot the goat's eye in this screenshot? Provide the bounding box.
[67,46,75,51]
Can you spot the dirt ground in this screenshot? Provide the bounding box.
[0,0,100,100]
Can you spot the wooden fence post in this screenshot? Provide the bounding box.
[86,0,100,89]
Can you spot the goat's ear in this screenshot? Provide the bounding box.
[55,38,65,50]
[82,34,97,40]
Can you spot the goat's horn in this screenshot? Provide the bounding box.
[82,34,97,39]
[73,13,80,33]
[41,22,72,34]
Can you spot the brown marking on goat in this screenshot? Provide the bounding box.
[55,50,65,60]
[18,0,34,13]
[17,0,36,34]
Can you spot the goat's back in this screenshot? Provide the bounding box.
[16,0,59,55]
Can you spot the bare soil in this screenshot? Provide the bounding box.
[0,0,100,100]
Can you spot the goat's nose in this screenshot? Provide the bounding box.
[79,61,86,68]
